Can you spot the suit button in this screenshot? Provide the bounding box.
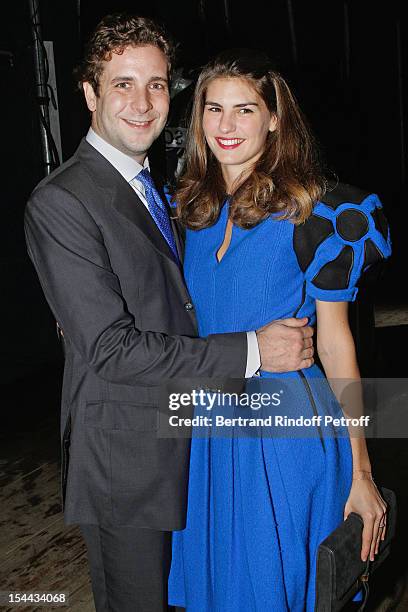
[184,301,194,311]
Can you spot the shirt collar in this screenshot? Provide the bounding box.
[86,128,149,183]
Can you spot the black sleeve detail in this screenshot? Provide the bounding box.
[293,214,334,272]
[312,245,354,290]
[336,209,369,242]
[363,238,384,268]
[371,207,389,240]
[321,182,370,210]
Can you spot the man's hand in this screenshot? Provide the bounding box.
[256,317,314,373]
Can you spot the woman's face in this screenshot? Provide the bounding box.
[202,77,277,183]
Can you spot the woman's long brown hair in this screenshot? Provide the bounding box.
[175,49,327,229]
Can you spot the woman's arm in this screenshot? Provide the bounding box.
[316,300,387,562]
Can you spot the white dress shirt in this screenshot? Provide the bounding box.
[86,128,261,377]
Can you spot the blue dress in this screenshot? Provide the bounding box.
[168,185,391,611]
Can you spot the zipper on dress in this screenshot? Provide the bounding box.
[293,281,306,317]
[298,370,326,453]
[292,282,325,451]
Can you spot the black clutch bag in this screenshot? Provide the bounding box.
[315,487,397,612]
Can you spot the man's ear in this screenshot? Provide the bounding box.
[83,82,97,112]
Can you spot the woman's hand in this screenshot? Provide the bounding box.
[344,477,387,562]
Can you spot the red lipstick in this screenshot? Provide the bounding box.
[215,137,245,150]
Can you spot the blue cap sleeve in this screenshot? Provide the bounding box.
[293,187,392,302]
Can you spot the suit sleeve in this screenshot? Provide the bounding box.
[25,183,247,385]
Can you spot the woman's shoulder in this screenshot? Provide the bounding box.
[318,181,371,209]
[292,181,391,302]
[312,181,389,245]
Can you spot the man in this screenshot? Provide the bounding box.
[25,14,314,612]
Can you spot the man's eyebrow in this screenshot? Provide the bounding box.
[204,101,259,107]
[110,76,168,84]
[111,76,134,83]
[149,76,168,83]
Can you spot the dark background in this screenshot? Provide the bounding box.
[0,0,406,383]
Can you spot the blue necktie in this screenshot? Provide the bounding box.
[136,168,179,263]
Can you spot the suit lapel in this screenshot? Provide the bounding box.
[111,179,181,264]
[170,216,185,263]
[78,139,181,266]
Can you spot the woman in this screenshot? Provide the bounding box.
[168,49,391,611]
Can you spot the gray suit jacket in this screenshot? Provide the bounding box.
[25,139,246,529]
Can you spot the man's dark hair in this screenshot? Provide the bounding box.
[75,13,176,95]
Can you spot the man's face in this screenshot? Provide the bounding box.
[83,45,170,163]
